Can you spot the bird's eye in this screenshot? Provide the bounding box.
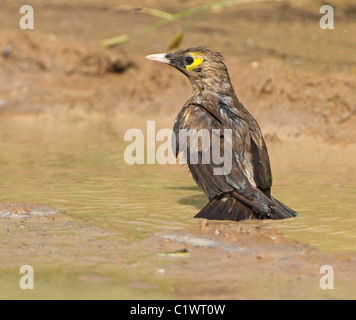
[185,56,194,65]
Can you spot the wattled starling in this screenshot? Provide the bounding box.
[146,47,297,221]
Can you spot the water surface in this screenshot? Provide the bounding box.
[0,118,355,250]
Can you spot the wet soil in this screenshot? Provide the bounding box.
[1,209,355,299]
[0,0,355,299]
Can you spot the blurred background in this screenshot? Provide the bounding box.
[0,0,355,299]
[0,0,355,141]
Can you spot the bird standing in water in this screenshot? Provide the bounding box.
[146,47,297,221]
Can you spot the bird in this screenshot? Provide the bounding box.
[146,47,298,221]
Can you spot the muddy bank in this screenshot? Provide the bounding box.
[0,28,355,144]
[0,202,61,218]
[0,0,355,143]
[150,220,356,299]
[1,209,355,299]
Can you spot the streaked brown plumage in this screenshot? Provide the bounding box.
[146,47,297,221]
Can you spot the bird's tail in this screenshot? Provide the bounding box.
[270,196,298,219]
[195,194,297,221]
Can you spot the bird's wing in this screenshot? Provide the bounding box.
[249,131,272,192]
[173,102,274,214]
[218,98,272,192]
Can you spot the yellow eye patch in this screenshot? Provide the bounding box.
[185,53,204,70]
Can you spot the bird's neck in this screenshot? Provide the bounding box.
[190,72,234,94]
[190,77,237,104]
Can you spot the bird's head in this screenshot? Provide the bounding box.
[146,47,231,93]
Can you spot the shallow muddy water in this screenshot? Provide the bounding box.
[0,118,355,299]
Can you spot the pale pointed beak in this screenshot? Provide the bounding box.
[145,53,170,64]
